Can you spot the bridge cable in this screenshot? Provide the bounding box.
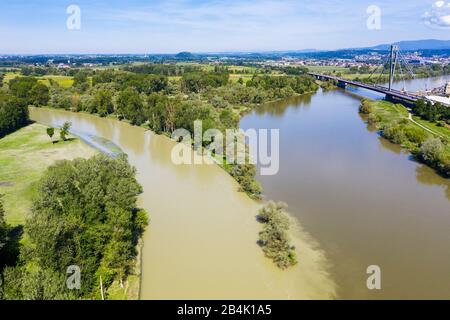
[398,57,406,92]
[367,59,385,82]
[376,58,388,84]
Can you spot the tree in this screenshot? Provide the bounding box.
[9,77,38,102]
[181,72,229,93]
[0,195,7,259]
[73,71,90,92]
[116,88,146,125]
[46,127,55,143]
[1,266,76,300]
[0,92,29,138]
[30,83,50,106]
[419,137,444,165]
[92,89,114,117]
[21,155,147,297]
[60,121,72,141]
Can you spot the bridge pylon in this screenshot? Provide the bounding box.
[388,45,399,91]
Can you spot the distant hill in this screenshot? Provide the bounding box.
[175,51,196,59]
[368,39,450,51]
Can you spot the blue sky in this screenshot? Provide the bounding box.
[1,0,450,54]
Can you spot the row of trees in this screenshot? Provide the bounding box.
[92,70,169,95]
[411,99,450,124]
[1,155,148,299]
[246,75,318,99]
[181,72,229,93]
[123,63,200,76]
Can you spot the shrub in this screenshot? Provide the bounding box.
[367,113,381,125]
[359,100,372,114]
[382,123,406,145]
[419,137,444,165]
[229,164,262,199]
[257,202,297,269]
[403,126,427,145]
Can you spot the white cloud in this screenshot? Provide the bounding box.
[423,1,450,29]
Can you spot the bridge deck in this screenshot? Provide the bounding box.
[309,72,419,102]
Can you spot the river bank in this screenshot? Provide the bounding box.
[360,99,450,177]
[0,123,97,226]
[0,121,144,300]
[29,107,337,299]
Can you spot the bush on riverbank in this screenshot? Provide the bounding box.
[229,164,262,200]
[418,138,450,177]
[359,99,373,114]
[360,99,450,178]
[257,202,297,269]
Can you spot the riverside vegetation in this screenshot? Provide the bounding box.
[2,65,318,199]
[359,99,450,177]
[0,87,148,299]
[257,202,297,269]
[0,153,149,300]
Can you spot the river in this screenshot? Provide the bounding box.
[240,75,450,299]
[29,75,450,299]
[29,108,336,299]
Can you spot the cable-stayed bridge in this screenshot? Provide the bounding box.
[309,45,449,106]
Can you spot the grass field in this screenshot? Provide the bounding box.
[370,100,410,122]
[412,116,450,140]
[38,75,74,88]
[0,123,97,225]
[2,72,74,88]
[370,100,450,139]
[3,72,21,82]
[229,74,254,83]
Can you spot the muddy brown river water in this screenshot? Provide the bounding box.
[240,76,450,299]
[30,107,335,300]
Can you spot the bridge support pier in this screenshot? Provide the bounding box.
[385,94,416,107]
[337,80,347,89]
